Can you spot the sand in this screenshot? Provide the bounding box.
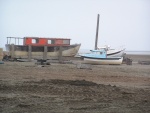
[0,54,150,113]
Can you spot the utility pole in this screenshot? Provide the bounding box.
[95,14,100,50]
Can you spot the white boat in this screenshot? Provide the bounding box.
[80,49,123,65]
[83,57,123,65]
[97,45,125,58]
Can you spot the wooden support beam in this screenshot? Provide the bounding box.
[43,46,47,60]
[10,44,15,59]
[28,45,32,61]
[58,46,63,63]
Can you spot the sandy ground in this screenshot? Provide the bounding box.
[0,54,150,113]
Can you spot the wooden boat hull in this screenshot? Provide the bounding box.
[83,57,123,65]
[5,44,81,59]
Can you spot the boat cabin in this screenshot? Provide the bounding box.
[90,49,107,58]
[6,37,71,46]
[81,49,107,58]
[23,37,71,46]
[5,37,81,60]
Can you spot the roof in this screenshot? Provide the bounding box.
[24,37,71,40]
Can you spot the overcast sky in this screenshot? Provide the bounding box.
[0,0,150,51]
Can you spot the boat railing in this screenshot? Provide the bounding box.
[6,37,24,45]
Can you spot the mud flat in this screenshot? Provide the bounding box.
[0,54,150,113]
[126,54,150,62]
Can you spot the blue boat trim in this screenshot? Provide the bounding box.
[84,56,121,60]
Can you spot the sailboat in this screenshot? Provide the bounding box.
[80,14,124,65]
[80,49,123,65]
[94,14,125,57]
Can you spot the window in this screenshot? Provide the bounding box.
[48,40,52,44]
[100,52,103,54]
[48,40,55,44]
[32,39,39,44]
[63,40,70,44]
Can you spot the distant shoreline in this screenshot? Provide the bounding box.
[78,49,150,55]
[125,51,150,55]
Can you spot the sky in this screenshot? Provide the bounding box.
[0,0,150,51]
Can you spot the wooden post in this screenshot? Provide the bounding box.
[95,14,100,50]
[28,45,32,61]
[43,46,47,60]
[11,44,15,59]
[58,46,62,63]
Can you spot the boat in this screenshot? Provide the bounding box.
[97,45,125,57]
[5,37,81,60]
[94,14,125,58]
[80,49,123,65]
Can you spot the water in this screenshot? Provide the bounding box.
[125,51,150,55]
[78,49,150,55]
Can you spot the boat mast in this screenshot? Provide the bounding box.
[95,14,100,50]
